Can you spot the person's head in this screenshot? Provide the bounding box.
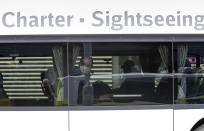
[42,79,50,87]
[79,57,92,74]
[79,57,92,66]
[121,60,135,73]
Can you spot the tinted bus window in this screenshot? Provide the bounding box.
[174,43,204,104]
[0,43,68,106]
[68,42,173,106]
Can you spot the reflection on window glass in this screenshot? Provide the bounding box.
[175,43,204,104]
[0,43,68,106]
[68,43,173,106]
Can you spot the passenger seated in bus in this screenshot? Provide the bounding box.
[154,62,173,104]
[92,81,112,103]
[73,57,92,76]
[184,66,204,104]
[77,57,93,105]
[121,60,140,73]
[42,78,56,106]
[41,72,56,106]
[116,60,154,103]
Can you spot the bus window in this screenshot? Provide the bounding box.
[174,43,204,104]
[0,43,68,106]
[68,42,173,106]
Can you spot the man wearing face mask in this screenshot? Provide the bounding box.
[79,57,92,75]
[77,57,93,105]
[73,57,92,76]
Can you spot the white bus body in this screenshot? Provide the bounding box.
[0,0,204,131]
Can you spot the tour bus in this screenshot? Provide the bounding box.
[0,34,204,131]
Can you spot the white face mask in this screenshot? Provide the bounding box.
[80,66,91,74]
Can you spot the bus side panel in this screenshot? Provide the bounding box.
[0,111,68,131]
[69,109,173,131]
[174,109,204,131]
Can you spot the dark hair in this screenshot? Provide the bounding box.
[121,60,135,73]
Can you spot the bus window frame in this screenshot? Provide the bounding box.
[0,34,203,110]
